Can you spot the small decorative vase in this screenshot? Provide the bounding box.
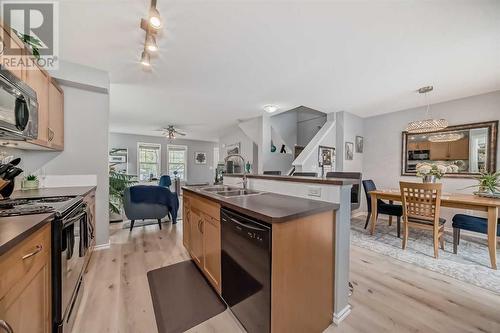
[21,179,39,190]
[422,175,437,183]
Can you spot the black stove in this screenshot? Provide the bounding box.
[0,196,82,217]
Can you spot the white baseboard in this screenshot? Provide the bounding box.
[333,304,352,325]
[93,241,110,251]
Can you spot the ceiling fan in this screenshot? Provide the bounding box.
[158,125,187,140]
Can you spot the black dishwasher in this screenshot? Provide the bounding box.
[221,208,271,333]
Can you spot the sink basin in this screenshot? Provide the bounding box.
[200,185,238,192]
[215,189,262,197]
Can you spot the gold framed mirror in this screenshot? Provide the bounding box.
[401,121,498,178]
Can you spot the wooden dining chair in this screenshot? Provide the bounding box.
[399,181,446,258]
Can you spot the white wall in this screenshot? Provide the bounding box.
[363,90,500,218]
[219,125,256,172]
[297,107,327,146]
[336,111,364,172]
[109,133,217,184]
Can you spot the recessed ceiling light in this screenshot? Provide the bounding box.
[146,35,158,52]
[263,105,279,113]
[149,7,162,30]
[140,51,151,67]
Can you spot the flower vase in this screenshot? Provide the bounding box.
[422,175,437,183]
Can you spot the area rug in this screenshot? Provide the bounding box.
[147,260,227,333]
[350,217,500,294]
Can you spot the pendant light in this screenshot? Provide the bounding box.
[405,86,448,133]
[428,132,463,142]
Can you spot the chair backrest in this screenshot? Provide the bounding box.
[159,175,172,187]
[326,172,362,207]
[399,181,442,227]
[362,179,377,211]
[293,172,318,177]
[263,170,282,175]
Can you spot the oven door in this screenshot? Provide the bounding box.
[61,209,87,328]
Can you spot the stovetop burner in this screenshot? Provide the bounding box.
[0,205,53,217]
[0,196,82,217]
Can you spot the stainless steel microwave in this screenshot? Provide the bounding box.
[0,67,38,140]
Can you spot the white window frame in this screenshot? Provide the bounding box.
[167,144,188,181]
[137,142,162,181]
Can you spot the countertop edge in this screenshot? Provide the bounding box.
[0,213,54,256]
[10,185,97,199]
[182,186,339,224]
[223,174,358,186]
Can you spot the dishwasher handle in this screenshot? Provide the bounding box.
[225,216,268,232]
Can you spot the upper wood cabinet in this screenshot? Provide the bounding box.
[407,141,430,151]
[0,27,26,80]
[48,79,64,150]
[25,60,49,145]
[430,138,469,161]
[0,223,52,333]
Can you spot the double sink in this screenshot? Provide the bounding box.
[200,185,263,198]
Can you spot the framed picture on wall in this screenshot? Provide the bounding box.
[345,142,354,160]
[195,152,207,164]
[318,146,335,166]
[355,136,364,153]
[225,142,240,156]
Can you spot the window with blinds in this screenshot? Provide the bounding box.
[167,145,187,180]
[137,143,161,181]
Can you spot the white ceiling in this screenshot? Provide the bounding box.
[58,0,500,141]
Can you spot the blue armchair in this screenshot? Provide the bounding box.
[159,175,172,188]
[123,185,179,231]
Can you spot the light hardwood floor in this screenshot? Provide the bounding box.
[73,220,500,333]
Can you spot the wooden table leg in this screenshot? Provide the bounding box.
[487,206,498,270]
[388,201,393,226]
[370,194,378,235]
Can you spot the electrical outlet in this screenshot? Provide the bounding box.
[308,187,321,197]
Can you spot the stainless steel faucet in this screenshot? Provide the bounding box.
[224,154,247,190]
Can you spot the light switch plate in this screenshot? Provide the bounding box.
[308,186,322,197]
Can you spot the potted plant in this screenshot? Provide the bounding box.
[464,171,500,195]
[416,163,447,183]
[109,171,137,222]
[21,174,39,190]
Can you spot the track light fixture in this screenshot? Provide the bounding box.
[146,34,158,52]
[140,50,151,67]
[139,0,163,68]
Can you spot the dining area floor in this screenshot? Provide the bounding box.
[71,219,500,333]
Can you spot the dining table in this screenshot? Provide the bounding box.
[369,189,500,269]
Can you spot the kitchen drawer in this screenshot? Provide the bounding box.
[191,195,220,221]
[0,223,51,301]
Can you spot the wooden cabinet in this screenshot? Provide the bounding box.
[48,79,64,149]
[0,27,26,80]
[182,195,191,249]
[25,61,49,145]
[189,208,204,267]
[0,223,52,333]
[408,141,430,151]
[202,214,221,293]
[430,138,469,160]
[82,189,96,272]
[182,192,221,293]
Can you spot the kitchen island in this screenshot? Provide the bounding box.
[182,185,340,333]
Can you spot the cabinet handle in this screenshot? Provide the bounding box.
[22,245,43,260]
[0,320,13,333]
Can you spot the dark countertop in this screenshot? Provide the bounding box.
[0,213,54,256]
[224,173,358,186]
[183,186,338,223]
[0,186,96,256]
[10,186,96,199]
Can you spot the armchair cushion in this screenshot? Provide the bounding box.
[130,185,170,206]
